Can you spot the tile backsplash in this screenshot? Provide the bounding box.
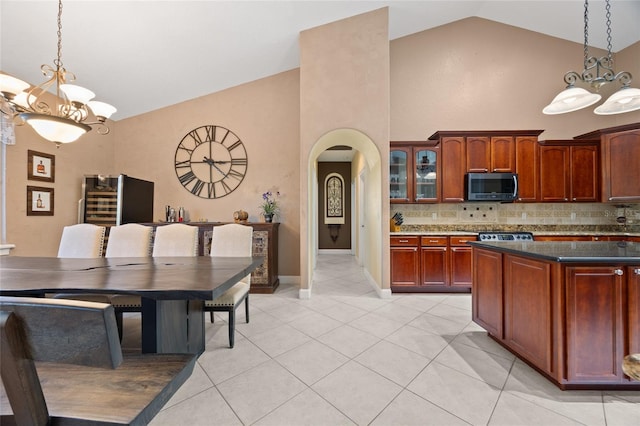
[392,203,640,229]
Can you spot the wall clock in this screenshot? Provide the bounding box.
[174,125,248,199]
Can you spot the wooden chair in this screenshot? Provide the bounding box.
[0,296,195,425]
[57,223,106,258]
[204,223,253,348]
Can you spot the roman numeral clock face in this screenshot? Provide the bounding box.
[174,125,248,199]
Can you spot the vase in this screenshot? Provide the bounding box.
[263,213,273,223]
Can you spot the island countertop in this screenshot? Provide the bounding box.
[468,240,640,263]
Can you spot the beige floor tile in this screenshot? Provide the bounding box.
[197,338,270,384]
[275,340,349,386]
[489,392,585,425]
[288,310,343,338]
[150,386,241,426]
[602,394,640,426]
[254,388,356,426]
[312,361,402,425]
[371,390,469,426]
[216,360,307,425]
[384,324,450,359]
[355,340,430,387]
[316,324,380,358]
[408,362,502,425]
[349,311,406,339]
[248,323,311,357]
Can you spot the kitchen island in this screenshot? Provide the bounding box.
[469,240,640,390]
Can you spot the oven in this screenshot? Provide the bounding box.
[477,231,534,242]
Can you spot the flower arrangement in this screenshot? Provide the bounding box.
[259,191,280,220]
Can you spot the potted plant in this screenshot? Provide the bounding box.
[259,191,280,222]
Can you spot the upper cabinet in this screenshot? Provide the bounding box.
[575,123,640,203]
[390,141,439,203]
[428,130,543,203]
[538,140,600,202]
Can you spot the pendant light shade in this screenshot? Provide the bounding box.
[0,0,115,146]
[20,113,91,144]
[594,87,640,115]
[543,0,638,116]
[542,87,602,115]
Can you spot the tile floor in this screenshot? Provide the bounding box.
[133,252,639,425]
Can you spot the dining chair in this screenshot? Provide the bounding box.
[204,223,253,348]
[152,223,199,257]
[104,223,153,258]
[109,223,199,338]
[57,223,106,258]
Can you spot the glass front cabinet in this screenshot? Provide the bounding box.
[390,142,439,203]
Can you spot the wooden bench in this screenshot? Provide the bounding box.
[0,296,196,425]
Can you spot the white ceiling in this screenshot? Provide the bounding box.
[2,1,639,120]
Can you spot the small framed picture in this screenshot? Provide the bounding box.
[27,186,54,216]
[27,150,55,183]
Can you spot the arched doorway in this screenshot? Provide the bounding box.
[300,128,389,299]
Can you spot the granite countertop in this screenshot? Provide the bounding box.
[468,240,640,263]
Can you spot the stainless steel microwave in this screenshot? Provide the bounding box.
[465,173,518,202]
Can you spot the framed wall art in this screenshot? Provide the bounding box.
[27,150,55,183]
[27,186,54,216]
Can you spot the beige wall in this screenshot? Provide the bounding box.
[390,17,640,141]
[299,8,390,292]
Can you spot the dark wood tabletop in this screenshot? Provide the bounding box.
[0,256,263,300]
[0,256,264,354]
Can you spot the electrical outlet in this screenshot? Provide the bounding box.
[571,212,576,220]
[431,212,437,220]
[521,212,527,220]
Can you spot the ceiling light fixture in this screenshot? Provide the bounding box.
[0,0,116,146]
[543,0,640,115]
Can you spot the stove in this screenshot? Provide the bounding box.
[477,231,534,242]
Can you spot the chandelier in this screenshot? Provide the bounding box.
[0,0,116,146]
[543,0,640,115]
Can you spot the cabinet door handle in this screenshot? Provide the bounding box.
[614,269,624,276]
[399,239,409,243]
[634,268,640,275]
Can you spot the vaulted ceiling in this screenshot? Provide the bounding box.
[2,1,639,120]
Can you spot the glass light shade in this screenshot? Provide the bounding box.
[594,86,640,115]
[542,87,602,115]
[19,113,91,144]
[87,101,117,119]
[60,84,95,104]
[0,74,30,98]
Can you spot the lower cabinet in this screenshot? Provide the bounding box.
[391,235,473,292]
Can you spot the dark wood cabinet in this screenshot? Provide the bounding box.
[473,244,640,389]
[575,123,640,202]
[565,266,626,383]
[472,248,503,337]
[428,130,543,203]
[515,136,540,202]
[439,137,466,202]
[449,236,473,287]
[420,236,448,286]
[539,141,599,202]
[391,235,474,292]
[390,236,420,287]
[390,142,439,203]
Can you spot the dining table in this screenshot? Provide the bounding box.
[0,255,263,355]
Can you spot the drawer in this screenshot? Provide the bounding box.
[420,236,448,246]
[450,236,475,246]
[390,236,419,247]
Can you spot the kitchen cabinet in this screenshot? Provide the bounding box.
[390,236,420,287]
[515,136,540,202]
[473,243,640,389]
[539,141,599,202]
[466,136,515,173]
[391,235,473,292]
[449,235,473,287]
[390,142,439,203]
[428,130,543,204]
[575,123,640,202]
[420,236,448,286]
[439,137,466,202]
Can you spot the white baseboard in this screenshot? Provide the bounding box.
[278,275,300,285]
[362,267,392,299]
[318,249,351,254]
[298,288,311,299]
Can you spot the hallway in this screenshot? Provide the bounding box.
[146,252,639,425]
